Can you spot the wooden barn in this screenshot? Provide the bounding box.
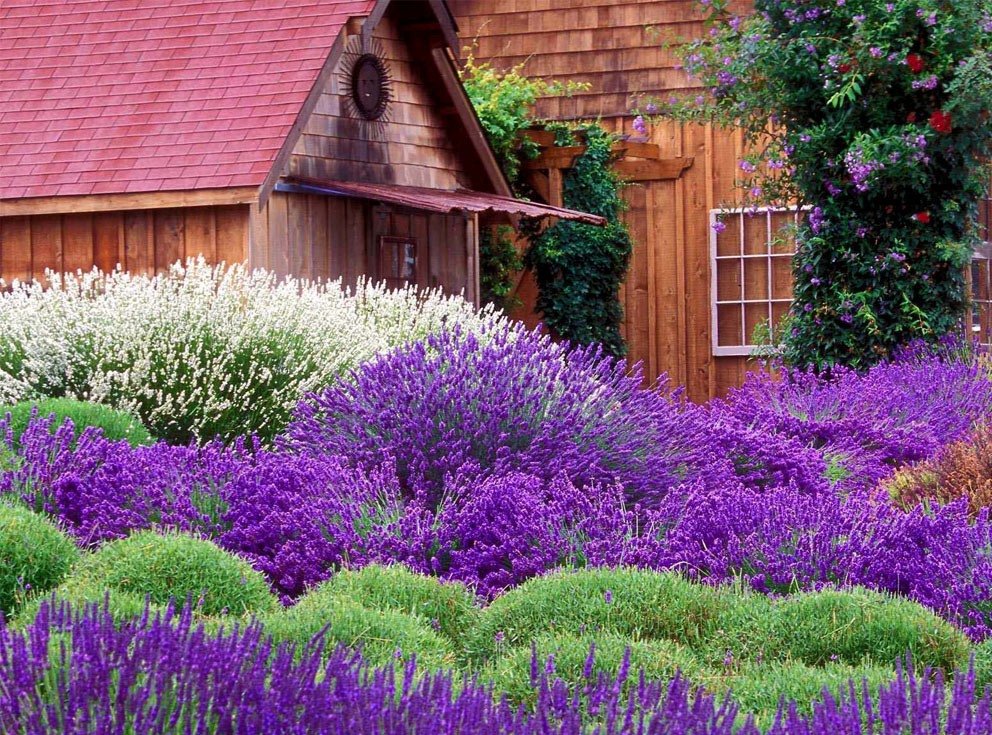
[0,0,599,306]
[451,0,992,399]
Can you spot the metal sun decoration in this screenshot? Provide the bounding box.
[341,37,393,137]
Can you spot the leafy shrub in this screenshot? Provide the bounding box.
[285,321,733,509]
[524,124,633,357]
[974,637,992,693]
[670,0,992,369]
[322,565,477,648]
[463,568,729,664]
[260,584,454,669]
[13,601,992,734]
[0,502,78,615]
[0,259,500,444]
[887,423,992,516]
[65,531,276,617]
[1,398,152,447]
[717,659,896,729]
[481,632,701,705]
[706,587,969,673]
[15,587,160,629]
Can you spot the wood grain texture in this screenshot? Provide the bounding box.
[287,12,472,191]
[0,205,249,284]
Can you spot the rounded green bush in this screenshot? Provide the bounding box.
[465,568,729,664]
[64,531,277,617]
[713,659,895,730]
[14,588,161,630]
[481,632,702,706]
[704,587,969,672]
[261,584,455,670]
[973,637,992,693]
[2,398,152,447]
[0,503,78,616]
[323,565,478,648]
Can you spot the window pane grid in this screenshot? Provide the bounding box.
[710,198,992,356]
[710,207,799,356]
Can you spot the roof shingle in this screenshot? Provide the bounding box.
[0,0,376,200]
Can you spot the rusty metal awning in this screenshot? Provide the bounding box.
[277,176,606,226]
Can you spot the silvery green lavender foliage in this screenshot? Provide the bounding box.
[0,259,502,444]
[5,600,992,735]
[284,322,735,509]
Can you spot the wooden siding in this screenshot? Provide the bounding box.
[452,0,751,120]
[287,13,472,190]
[0,205,249,284]
[258,191,475,300]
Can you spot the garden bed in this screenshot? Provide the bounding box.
[3,262,992,732]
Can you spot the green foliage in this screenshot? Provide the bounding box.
[478,225,523,312]
[525,125,633,357]
[15,588,162,630]
[662,0,992,370]
[704,587,970,673]
[713,659,896,729]
[1,398,152,447]
[0,503,78,616]
[63,531,277,618]
[459,48,586,183]
[974,637,992,692]
[322,564,478,649]
[464,568,729,664]
[481,632,701,706]
[261,584,455,669]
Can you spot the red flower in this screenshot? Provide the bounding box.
[906,111,917,123]
[913,211,931,224]
[906,53,925,73]
[929,109,952,134]
[838,62,852,74]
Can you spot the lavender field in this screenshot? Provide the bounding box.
[3,263,992,733]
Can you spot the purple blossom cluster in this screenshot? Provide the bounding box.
[3,327,992,631]
[5,600,992,735]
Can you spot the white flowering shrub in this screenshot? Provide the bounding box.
[0,259,502,444]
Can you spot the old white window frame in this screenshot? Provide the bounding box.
[710,206,802,357]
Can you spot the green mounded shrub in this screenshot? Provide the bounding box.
[61,531,277,618]
[464,568,729,664]
[0,503,78,616]
[711,659,895,730]
[2,398,152,447]
[260,584,455,670]
[481,632,702,706]
[703,587,969,673]
[973,637,992,693]
[15,588,161,630]
[323,565,478,649]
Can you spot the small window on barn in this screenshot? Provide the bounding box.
[710,207,799,356]
[379,235,417,289]
[971,195,992,347]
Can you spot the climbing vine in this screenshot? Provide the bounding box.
[653,0,992,371]
[524,125,633,358]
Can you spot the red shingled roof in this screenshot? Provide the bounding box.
[0,0,376,200]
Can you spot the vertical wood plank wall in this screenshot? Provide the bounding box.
[259,191,473,299]
[0,205,249,284]
[453,0,754,401]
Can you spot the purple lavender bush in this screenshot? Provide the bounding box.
[716,343,992,489]
[283,323,735,510]
[4,599,992,735]
[650,484,992,638]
